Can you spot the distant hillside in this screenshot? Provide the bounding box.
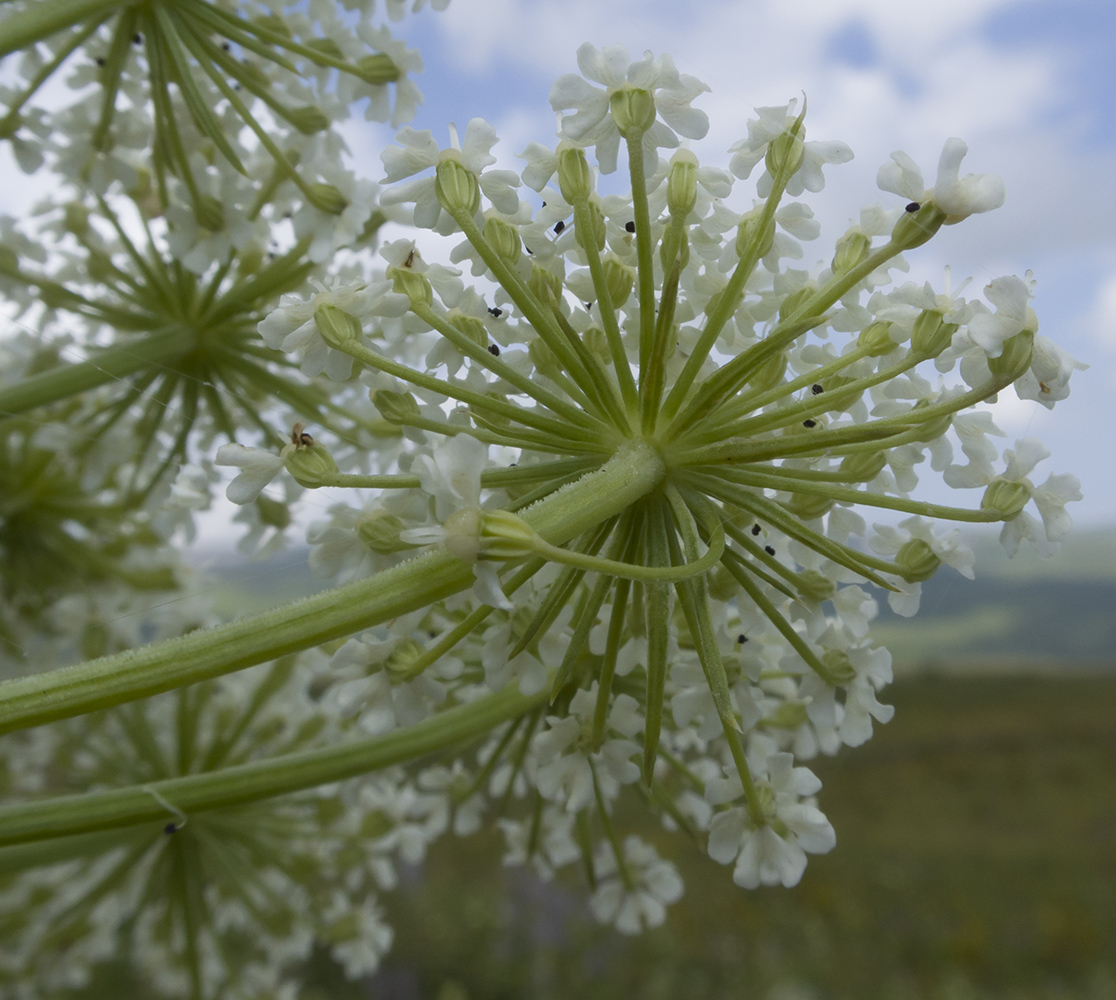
[192,525,1116,670]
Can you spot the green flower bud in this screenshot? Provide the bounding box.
[796,569,836,603]
[785,492,834,521]
[666,151,699,217]
[285,441,339,487]
[736,208,776,259]
[748,351,787,391]
[557,146,594,204]
[287,105,331,135]
[766,126,805,179]
[358,512,412,554]
[574,201,606,253]
[583,326,610,363]
[306,183,349,216]
[528,262,563,304]
[372,389,420,425]
[390,266,433,307]
[981,479,1030,520]
[63,202,90,237]
[481,509,541,559]
[831,230,871,277]
[528,338,561,381]
[890,201,946,250]
[778,286,814,324]
[354,54,400,85]
[610,87,656,137]
[602,258,635,309]
[822,649,858,685]
[988,330,1034,382]
[255,494,291,530]
[838,451,888,482]
[908,406,953,442]
[385,637,425,675]
[896,538,940,583]
[314,303,364,350]
[451,313,489,350]
[435,157,481,217]
[707,566,738,602]
[195,194,225,233]
[911,310,958,358]
[483,216,521,265]
[858,320,897,357]
[237,61,272,92]
[236,241,265,277]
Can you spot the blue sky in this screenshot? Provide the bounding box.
[340,0,1115,530]
[1,0,1112,533]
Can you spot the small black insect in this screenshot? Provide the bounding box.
[803,419,817,428]
[751,524,761,536]
[133,34,142,45]
[487,344,500,356]
[95,57,106,66]
[553,220,565,234]
[811,383,824,394]
[164,823,179,835]
[764,545,776,556]
[737,634,748,644]
[488,307,503,318]
[905,202,920,213]
[625,221,636,233]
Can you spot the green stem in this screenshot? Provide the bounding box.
[625,134,657,378]
[0,442,664,735]
[0,681,549,847]
[0,330,187,417]
[0,0,120,58]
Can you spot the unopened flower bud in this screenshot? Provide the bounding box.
[785,492,834,521]
[988,330,1034,381]
[839,451,888,482]
[435,157,481,217]
[765,702,809,730]
[443,507,484,561]
[354,54,400,85]
[736,208,776,259]
[314,303,364,350]
[574,201,607,252]
[254,13,292,38]
[358,512,412,553]
[528,263,563,304]
[451,313,489,350]
[390,266,433,306]
[306,183,349,215]
[284,441,339,487]
[372,389,420,425]
[483,216,521,264]
[822,649,858,685]
[766,126,805,179]
[529,338,561,380]
[236,241,265,276]
[557,146,594,203]
[287,105,331,135]
[748,350,787,391]
[602,258,634,309]
[911,310,958,358]
[981,478,1031,520]
[890,202,945,250]
[896,538,940,582]
[796,569,836,603]
[480,509,541,559]
[778,287,814,324]
[610,87,656,137]
[858,320,897,357]
[831,230,870,277]
[666,151,699,217]
[385,637,424,675]
[707,566,738,602]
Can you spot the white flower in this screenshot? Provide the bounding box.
[549,44,709,175]
[966,274,1038,358]
[707,749,835,889]
[878,138,1005,222]
[215,444,286,505]
[1014,335,1088,409]
[380,119,520,229]
[589,836,684,934]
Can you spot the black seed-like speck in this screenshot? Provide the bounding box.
[764,545,776,556]
[811,383,824,394]
[488,307,502,318]
[905,202,920,213]
[737,634,748,644]
[488,344,500,356]
[803,419,817,428]
[751,524,761,536]
[554,220,565,234]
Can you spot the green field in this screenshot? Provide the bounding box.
[353,673,1116,1000]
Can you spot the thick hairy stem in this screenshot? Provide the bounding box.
[0,442,664,734]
